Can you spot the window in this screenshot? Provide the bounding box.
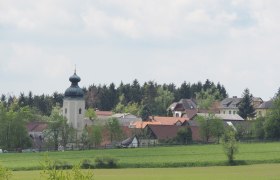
[223,111,225,114]
[229,110,231,114]
[65,108,67,114]
[233,111,236,115]
[79,108,82,114]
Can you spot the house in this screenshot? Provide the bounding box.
[219,96,263,116]
[120,136,139,148]
[129,116,189,128]
[141,124,201,145]
[129,121,162,129]
[150,116,189,126]
[169,99,220,118]
[26,122,48,150]
[95,110,113,119]
[111,113,140,126]
[194,113,244,122]
[142,125,184,145]
[168,99,197,117]
[256,100,273,118]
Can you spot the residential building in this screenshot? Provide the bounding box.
[219,96,263,117]
[168,99,197,118]
[256,100,273,118]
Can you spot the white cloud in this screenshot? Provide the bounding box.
[1,0,280,99]
[3,43,73,78]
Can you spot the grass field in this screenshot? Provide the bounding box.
[1,142,280,170]
[11,164,280,180]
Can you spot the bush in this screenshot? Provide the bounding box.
[222,127,238,164]
[95,156,118,168]
[0,165,12,180]
[53,160,73,169]
[81,159,94,169]
[41,156,94,180]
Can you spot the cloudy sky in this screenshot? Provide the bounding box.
[1,0,280,100]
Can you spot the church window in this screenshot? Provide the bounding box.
[79,108,82,114]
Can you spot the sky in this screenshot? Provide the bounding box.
[1,0,280,101]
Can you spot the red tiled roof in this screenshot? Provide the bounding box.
[131,121,162,128]
[26,122,48,132]
[95,111,113,117]
[151,116,189,125]
[146,124,202,142]
[182,109,198,119]
[146,125,184,140]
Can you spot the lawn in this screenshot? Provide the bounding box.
[11,164,280,180]
[1,142,280,170]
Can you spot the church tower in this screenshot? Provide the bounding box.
[63,70,85,130]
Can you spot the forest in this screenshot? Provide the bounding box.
[0,79,227,117]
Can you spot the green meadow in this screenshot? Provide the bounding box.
[11,164,280,180]
[1,142,280,170]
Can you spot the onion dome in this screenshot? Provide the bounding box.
[64,71,84,98]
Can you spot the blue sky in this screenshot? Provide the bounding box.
[1,0,280,100]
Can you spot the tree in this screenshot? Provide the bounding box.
[154,87,174,116]
[44,106,71,150]
[253,117,265,139]
[106,118,123,143]
[196,115,211,142]
[89,125,103,147]
[139,104,151,121]
[0,102,32,151]
[222,127,238,164]
[264,96,280,139]
[196,114,224,143]
[85,108,96,121]
[178,81,191,99]
[176,127,192,144]
[141,81,158,114]
[124,102,140,116]
[238,88,256,120]
[130,79,142,104]
[80,127,89,149]
[196,86,223,110]
[209,117,224,143]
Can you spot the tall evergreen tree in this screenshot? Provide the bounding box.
[178,81,191,99]
[238,88,256,120]
[130,79,142,104]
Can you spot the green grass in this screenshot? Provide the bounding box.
[1,142,280,170]
[11,164,280,180]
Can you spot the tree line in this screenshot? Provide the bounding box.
[0,79,228,116]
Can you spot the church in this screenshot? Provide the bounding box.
[63,70,86,131]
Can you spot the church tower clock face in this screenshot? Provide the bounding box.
[63,70,85,130]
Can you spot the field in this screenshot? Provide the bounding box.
[11,164,280,180]
[1,142,280,170]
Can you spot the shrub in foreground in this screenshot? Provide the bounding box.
[222,127,238,164]
[0,165,12,180]
[41,156,94,180]
[95,156,118,168]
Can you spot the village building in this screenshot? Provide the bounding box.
[256,100,273,118]
[219,96,263,116]
[63,70,86,131]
